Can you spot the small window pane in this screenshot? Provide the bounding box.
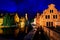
[53,15,55,19]
[53,15,57,19]
[50,10,53,13]
[46,22,48,27]
[48,15,50,19]
[52,10,53,13]
[56,15,57,19]
[50,10,51,13]
[45,15,47,19]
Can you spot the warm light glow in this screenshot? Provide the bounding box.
[19,17,25,29]
[0,29,3,34]
[14,13,19,23]
[35,4,60,28]
[20,22,25,28]
[0,18,3,26]
[36,13,40,27]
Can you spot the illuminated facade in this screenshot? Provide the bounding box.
[0,14,3,26]
[0,14,3,34]
[0,18,3,26]
[19,17,25,30]
[36,13,40,27]
[14,13,19,23]
[36,4,60,28]
[18,13,28,32]
[0,18,3,34]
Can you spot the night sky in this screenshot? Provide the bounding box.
[0,0,60,18]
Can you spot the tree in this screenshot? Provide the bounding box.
[3,14,15,34]
[3,14,14,27]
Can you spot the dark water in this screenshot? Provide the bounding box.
[0,25,33,40]
[0,32,26,40]
[33,28,49,40]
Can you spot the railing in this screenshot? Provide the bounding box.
[42,27,60,40]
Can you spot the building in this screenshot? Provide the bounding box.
[14,13,19,23]
[16,13,28,32]
[0,13,3,26]
[0,18,3,26]
[36,4,60,28]
[36,13,40,27]
[19,17,25,31]
[0,14,3,34]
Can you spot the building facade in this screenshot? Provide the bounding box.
[36,4,60,28]
[14,13,19,23]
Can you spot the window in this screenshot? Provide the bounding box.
[49,22,50,26]
[52,10,53,13]
[46,22,53,27]
[51,22,53,27]
[50,10,51,13]
[56,15,57,19]
[53,15,57,19]
[50,10,53,13]
[45,15,47,19]
[46,22,48,27]
[48,15,50,19]
[45,15,50,19]
[53,15,55,19]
